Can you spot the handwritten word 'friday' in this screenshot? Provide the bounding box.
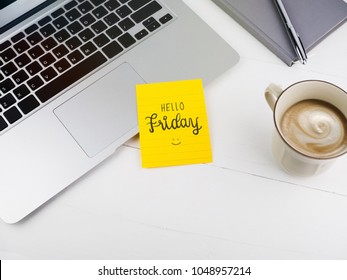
[145,113,202,135]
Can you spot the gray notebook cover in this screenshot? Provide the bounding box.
[212,0,347,65]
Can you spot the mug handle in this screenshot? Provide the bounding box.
[265,84,283,111]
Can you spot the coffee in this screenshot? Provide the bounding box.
[280,99,347,158]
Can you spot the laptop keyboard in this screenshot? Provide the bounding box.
[0,0,174,133]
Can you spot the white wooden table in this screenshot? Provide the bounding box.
[1,0,347,259]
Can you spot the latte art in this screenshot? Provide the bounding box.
[280,99,347,158]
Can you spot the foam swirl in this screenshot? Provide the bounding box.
[280,100,347,158]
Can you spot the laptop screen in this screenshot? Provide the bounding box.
[0,0,53,33]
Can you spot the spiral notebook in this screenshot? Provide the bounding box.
[212,0,347,65]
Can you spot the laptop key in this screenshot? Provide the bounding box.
[0,48,16,62]
[35,51,107,103]
[27,32,44,45]
[41,67,58,82]
[26,61,43,75]
[106,25,122,39]
[104,13,120,26]
[39,53,56,67]
[78,28,95,42]
[93,34,110,47]
[66,36,83,50]
[15,53,31,67]
[13,84,30,100]
[25,24,39,35]
[128,0,151,11]
[91,0,107,6]
[27,75,44,90]
[64,0,78,10]
[0,93,16,109]
[52,16,69,29]
[116,5,132,18]
[119,18,135,31]
[1,61,17,76]
[78,1,94,13]
[54,29,71,42]
[41,37,58,51]
[118,33,136,48]
[67,50,84,64]
[18,95,40,115]
[105,0,121,11]
[80,41,97,56]
[0,40,11,52]
[159,13,173,24]
[52,45,68,60]
[0,78,15,93]
[54,58,71,73]
[131,1,162,23]
[67,21,84,34]
[28,45,44,59]
[102,41,123,58]
[92,6,108,19]
[11,32,25,43]
[0,116,8,131]
[38,16,52,26]
[66,8,82,21]
[13,40,30,53]
[40,24,56,37]
[13,70,29,84]
[91,20,108,34]
[4,106,22,124]
[134,29,148,40]
[142,17,154,26]
[80,13,97,27]
[51,8,65,18]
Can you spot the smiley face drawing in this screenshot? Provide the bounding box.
[171,138,182,146]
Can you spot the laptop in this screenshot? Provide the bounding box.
[0,0,239,223]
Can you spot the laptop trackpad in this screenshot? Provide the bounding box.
[54,63,145,157]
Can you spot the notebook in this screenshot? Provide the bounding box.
[212,0,347,65]
[0,0,239,223]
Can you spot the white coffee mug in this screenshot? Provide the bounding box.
[265,80,347,176]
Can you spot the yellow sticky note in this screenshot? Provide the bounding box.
[136,79,212,168]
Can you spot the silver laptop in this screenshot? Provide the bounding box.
[0,0,239,223]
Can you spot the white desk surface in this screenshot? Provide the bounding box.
[1,0,347,260]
